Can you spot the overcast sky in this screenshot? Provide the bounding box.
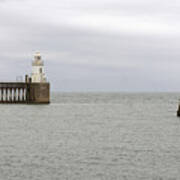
[0,0,180,91]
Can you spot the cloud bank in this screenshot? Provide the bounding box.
[0,0,180,91]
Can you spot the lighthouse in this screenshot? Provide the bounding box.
[0,52,50,104]
[31,52,47,83]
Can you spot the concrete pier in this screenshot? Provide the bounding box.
[27,83,50,104]
[0,83,27,103]
[0,82,50,104]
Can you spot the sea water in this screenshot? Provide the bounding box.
[0,93,180,180]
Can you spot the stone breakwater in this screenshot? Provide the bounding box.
[0,82,50,104]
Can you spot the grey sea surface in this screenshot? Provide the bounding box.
[0,93,180,180]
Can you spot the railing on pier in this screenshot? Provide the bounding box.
[0,83,28,103]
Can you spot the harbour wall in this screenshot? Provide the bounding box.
[0,82,50,104]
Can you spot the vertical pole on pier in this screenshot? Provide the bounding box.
[18,88,20,101]
[6,88,8,102]
[25,75,29,83]
[24,88,26,102]
[6,88,7,102]
[3,88,6,101]
[1,88,3,102]
[22,88,24,102]
[5,88,8,101]
[11,88,14,101]
[26,80,31,104]
[9,88,12,102]
[14,88,16,102]
[16,88,18,101]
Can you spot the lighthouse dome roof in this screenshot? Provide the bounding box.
[35,52,41,57]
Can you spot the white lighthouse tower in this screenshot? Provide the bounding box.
[31,52,47,83]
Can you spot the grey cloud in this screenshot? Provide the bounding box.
[0,0,180,91]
